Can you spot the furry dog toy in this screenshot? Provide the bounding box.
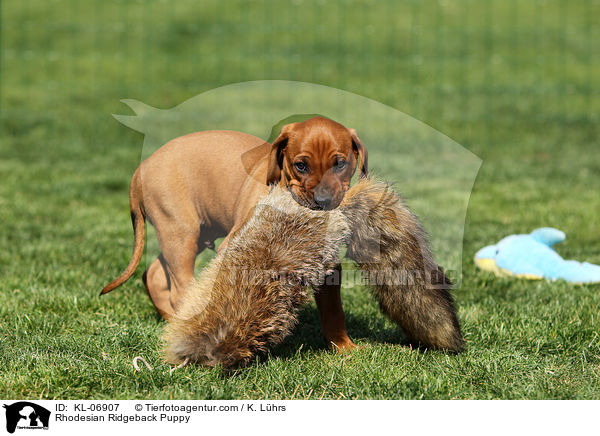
[340,180,464,352]
[475,227,600,284]
[163,186,350,368]
[164,179,464,368]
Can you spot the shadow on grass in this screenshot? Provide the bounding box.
[269,305,409,361]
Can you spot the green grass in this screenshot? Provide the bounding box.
[1,0,599,399]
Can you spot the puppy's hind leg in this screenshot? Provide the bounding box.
[143,254,173,320]
[157,228,200,313]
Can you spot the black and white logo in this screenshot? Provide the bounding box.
[3,402,50,434]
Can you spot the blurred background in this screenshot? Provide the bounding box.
[2,0,597,259]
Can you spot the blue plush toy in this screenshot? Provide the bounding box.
[475,227,600,284]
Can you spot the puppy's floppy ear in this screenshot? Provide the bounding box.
[266,123,295,185]
[349,128,368,179]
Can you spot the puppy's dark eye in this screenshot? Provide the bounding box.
[334,159,347,172]
[294,161,309,174]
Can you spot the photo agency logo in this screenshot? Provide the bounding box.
[112,80,481,287]
[3,402,50,433]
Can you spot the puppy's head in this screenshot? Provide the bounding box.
[266,117,368,210]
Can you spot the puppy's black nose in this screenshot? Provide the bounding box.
[314,194,332,210]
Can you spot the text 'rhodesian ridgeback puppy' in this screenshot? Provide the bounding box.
[101,116,368,351]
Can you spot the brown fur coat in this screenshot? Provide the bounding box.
[163,186,349,368]
[164,179,463,368]
[340,180,464,352]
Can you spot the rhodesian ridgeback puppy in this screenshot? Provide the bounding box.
[101,116,368,351]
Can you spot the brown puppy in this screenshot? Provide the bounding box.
[102,116,368,351]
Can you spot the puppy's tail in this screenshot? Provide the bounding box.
[101,168,146,295]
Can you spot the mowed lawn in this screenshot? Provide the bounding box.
[1,0,599,399]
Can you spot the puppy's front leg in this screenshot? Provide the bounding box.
[314,264,356,351]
